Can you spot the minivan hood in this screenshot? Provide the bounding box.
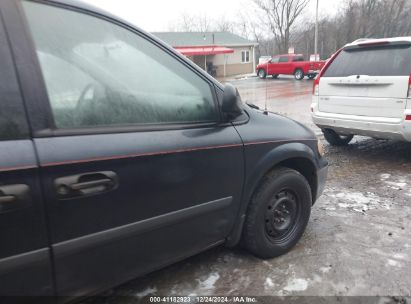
[237,106,317,143]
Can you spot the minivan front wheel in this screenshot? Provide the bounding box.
[242,167,312,259]
[322,129,354,146]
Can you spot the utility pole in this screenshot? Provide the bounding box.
[314,0,319,60]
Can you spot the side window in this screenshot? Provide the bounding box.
[293,56,304,62]
[22,1,218,129]
[0,18,29,140]
[271,57,280,63]
[279,56,289,63]
[241,51,250,63]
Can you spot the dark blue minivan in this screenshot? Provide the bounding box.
[0,0,327,299]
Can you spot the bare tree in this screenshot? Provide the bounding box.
[379,0,411,37]
[169,0,411,61]
[175,13,212,32]
[236,10,269,58]
[253,0,311,53]
[215,17,235,32]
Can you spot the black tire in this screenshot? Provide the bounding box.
[308,74,316,80]
[272,74,279,79]
[322,129,354,146]
[242,167,312,259]
[294,69,304,80]
[258,69,267,79]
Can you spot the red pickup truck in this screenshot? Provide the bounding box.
[256,54,325,80]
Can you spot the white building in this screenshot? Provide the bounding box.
[153,32,258,77]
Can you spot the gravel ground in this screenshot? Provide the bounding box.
[87,76,411,302]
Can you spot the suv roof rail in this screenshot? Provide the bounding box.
[352,38,376,43]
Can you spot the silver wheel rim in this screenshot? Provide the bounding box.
[259,70,265,78]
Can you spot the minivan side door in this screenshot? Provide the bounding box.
[0,1,53,296]
[10,0,245,297]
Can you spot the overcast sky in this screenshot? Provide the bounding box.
[82,0,345,32]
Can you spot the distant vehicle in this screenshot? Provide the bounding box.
[0,0,328,297]
[256,54,325,80]
[312,37,411,146]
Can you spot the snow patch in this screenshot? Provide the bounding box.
[381,174,410,190]
[135,286,157,298]
[333,191,390,212]
[386,259,401,267]
[265,277,274,288]
[380,174,391,180]
[283,278,308,292]
[197,272,220,291]
[393,253,408,260]
[385,181,407,190]
[320,266,332,274]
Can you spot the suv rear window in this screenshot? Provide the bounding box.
[323,45,411,77]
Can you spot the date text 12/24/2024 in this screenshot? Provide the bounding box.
[149,297,258,303]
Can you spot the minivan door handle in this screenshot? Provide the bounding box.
[55,171,118,199]
[0,195,16,204]
[0,184,31,213]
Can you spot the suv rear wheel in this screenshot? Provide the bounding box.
[242,167,312,259]
[322,129,354,146]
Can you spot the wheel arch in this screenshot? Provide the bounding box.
[276,157,317,203]
[294,67,304,74]
[226,142,318,247]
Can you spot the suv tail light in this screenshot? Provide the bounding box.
[312,48,343,96]
[406,115,411,121]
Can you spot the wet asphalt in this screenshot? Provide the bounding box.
[87,76,411,301]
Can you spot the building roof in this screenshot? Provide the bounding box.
[152,32,258,47]
[175,46,234,56]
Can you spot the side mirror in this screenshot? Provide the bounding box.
[221,83,243,120]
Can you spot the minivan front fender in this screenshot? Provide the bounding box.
[226,141,319,247]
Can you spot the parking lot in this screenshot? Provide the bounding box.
[90,76,411,300]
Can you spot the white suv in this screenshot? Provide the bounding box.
[311,37,411,146]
